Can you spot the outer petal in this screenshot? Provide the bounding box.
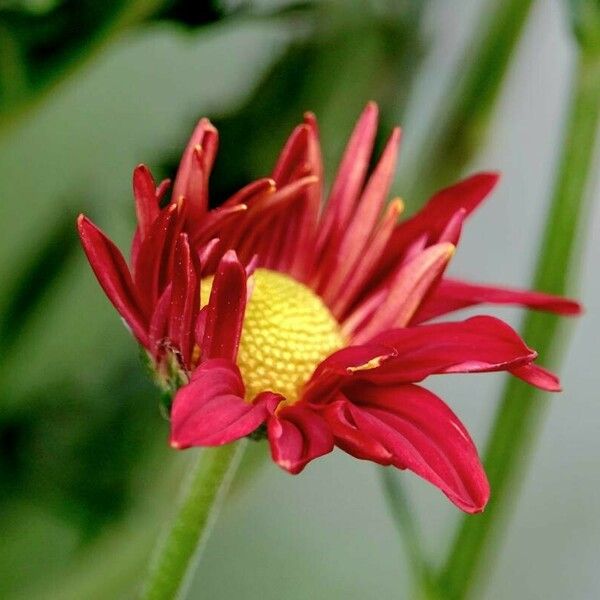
[77,215,149,346]
[170,359,278,448]
[172,118,218,214]
[202,250,247,361]
[327,383,490,513]
[368,172,499,291]
[412,278,582,323]
[363,315,537,384]
[132,164,160,240]
[169,233,200,368]
[390,172,499,250]
[268,404,334,474]
[510,363,561,391]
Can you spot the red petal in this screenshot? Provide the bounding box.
[149,284,172,357]
[170,359,278,447]
[169,233,200,368]
[77,215,149,346]
[132,164,160,240]
[412,278,582,323]
[510,363,561,391]
[172,118,218,214]
[363,315,537,384]
[331,384,490,513]
[202,250,247,361]
[268,404,334,474]
[133,201,184,312]
[391,171,499,250]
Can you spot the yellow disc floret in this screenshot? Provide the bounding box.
[201,268,345,404]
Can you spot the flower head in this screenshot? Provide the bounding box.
[78,103,581,513]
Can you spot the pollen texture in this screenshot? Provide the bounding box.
[201,268,345,404]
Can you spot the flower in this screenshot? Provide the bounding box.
[78,103,581,513]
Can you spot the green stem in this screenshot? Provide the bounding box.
[404,0,534,201]
[140,440,247,600]
[380,469,438,597]
[438,47,600,600]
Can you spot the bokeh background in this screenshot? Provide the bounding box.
[0,1,598,598]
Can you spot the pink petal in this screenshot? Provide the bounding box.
[170,359,278,447]
[314,103,379,265]
[412,278,583,323]
[330,383,490,513]
[77,215,149,347]
[202,250,247,361]
[510,363,561,391]
[268,404,334,474]
[352,242,455,342]
[322,128,401,304]
[333,199,405,319]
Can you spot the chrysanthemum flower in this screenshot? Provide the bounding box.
[78,103,580,513]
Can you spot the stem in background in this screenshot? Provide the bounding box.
[405,0,534,201]
[438,47,600,600]
[380,470,441,600]
[380,0,536,587]
[141,440,247,600]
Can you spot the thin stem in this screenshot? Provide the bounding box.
[438,47,600,600]
[404,0,534,201]
[141,440,248,600]
[380,470,441,600]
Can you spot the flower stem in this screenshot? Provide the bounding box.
[438,46,600,600]
[140,440,247,600]
[380,469,441,600]
[404,0,534,201]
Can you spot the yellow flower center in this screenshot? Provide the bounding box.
[201,268,345,404]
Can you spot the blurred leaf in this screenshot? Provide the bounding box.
[0,0,167,131]
[0,210,78,350]
[566,0,600,52]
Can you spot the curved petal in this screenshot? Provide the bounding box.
[268,404,334,474]
[170,359,278,448]
[510,363,561,391]
[77,215,149,346]
[169,233,200,368]
[412,278,582,324]
[202,250,247,361]
[132,164,160,240]
[172,118,218,214]
[390,172,499,251]
[328,383,490,513]
[364,315,537,384]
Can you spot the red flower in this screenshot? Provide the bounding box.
[78,104,580,513]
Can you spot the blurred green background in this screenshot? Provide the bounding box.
[0,1,598,598]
